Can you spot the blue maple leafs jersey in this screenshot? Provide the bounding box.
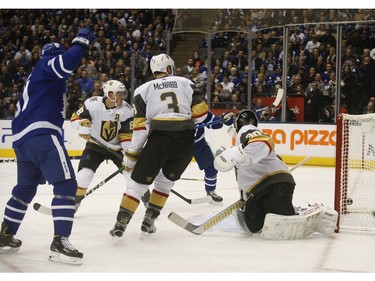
[11,45,85,148]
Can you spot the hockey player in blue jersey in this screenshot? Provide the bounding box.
[194,110,234,204]
[0,27,94,265]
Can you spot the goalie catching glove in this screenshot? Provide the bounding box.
[214,145,249,172]
[123,148,140,172]
[78,120,91,141]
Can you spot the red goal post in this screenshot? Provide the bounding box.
[335,113,375,234]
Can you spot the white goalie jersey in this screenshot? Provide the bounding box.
[235,124,294,197]
[71,96,133,151]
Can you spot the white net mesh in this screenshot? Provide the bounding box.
[337,113,375,234]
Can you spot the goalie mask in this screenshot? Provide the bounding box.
[150,53,175,76]
[234,110,258,132]
[103,80,127,103]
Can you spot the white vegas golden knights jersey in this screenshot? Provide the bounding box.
[130,75,208,151]
[235,124,295,197]
[71,96,133,151]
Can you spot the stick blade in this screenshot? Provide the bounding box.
[272,88,284,107]
[33,202,52,215]
[190,195,212,204]
[167,212,202,235]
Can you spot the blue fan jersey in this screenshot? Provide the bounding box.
[11,45,85,147]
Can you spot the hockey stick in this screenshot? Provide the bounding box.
[180,177,204,181]
[90,136,209,205]
[254,88,284,113]
[0,155,89,163]
[168,200,245,235]
[289,156,311,172]
[170,189,212,204]
[33,166,125,215]
[195,118,225,129]
[168,154,311,235]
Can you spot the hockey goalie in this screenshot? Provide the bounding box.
[214,109,338,240]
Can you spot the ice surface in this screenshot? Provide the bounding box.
[0,160,374,279]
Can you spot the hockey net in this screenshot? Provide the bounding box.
[335,113,375,234]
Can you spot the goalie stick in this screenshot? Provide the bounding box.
[33,166,125,215]
[0,155,89,163]
[168,155,311,234]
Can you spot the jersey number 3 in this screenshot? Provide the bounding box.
[161,92,179,113]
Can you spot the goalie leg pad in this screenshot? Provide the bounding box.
[261,204,337,240]
[316,205,338,234]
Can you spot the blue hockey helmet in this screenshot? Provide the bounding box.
[41,42,65,58]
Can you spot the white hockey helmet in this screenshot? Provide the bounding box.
[150,53,175,76]
[103,80,127,101]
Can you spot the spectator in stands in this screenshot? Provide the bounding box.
[99,72,109,89]
[12,66,28,92]
[192,50,201,68]
[305,81,324,122]
[75,69,94,101]
[231,50,248,72]
[212,82,231,103]
[226,92,244,110]
[253,72,270,95]
[322,62,334,84]
[221,74,235,94]
[221,51,232,70]
[342,48,357,67]
[191,67,205,90]
[341,64,358,113]
[360,56,375,104]
[345,28,364,57]
[0,65,13,90]
[250,49,263,71]
[3,102,16,120]
[212,32,229,49]
[211,95,225,109]
[326,46,336,66]
[91,82,104,98]
[274,101,296,122]
[89,66,100,82]
[319,27,336,48]
[182,57,195,79]
[363,101,375,114]
[79,57,93,76]
[290,26,306,46]
[319,105,335,123]
[305,34,321,54]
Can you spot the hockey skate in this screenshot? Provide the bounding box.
[207,190,223,205]
[109,209,132,244]
[0,222,22,254]
[140,206,160,239]
[48,235,83,265]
